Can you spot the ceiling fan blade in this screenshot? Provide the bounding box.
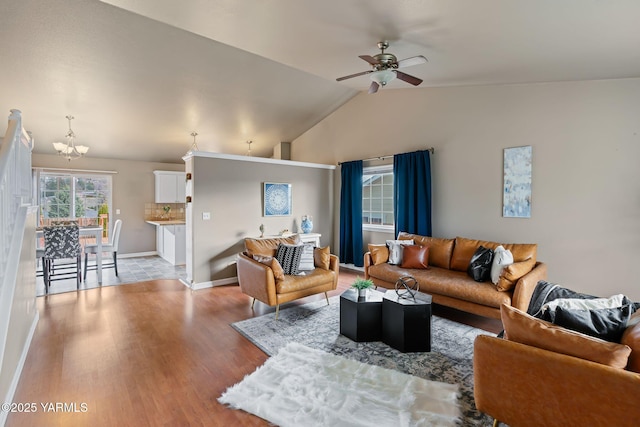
[359,55,380,65]
[368,81,380,94]
[396,55,428,69]
[395,70,423,86]
[336,70,373,81]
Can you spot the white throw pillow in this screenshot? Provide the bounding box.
[298,244,315,271]
[386,239,414,265]
[490,245,514,285]
[541,294,627,314]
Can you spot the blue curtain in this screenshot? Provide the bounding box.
[340,160,364,266]
[394,150,432,237]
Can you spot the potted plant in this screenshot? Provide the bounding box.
[351,277,375,298]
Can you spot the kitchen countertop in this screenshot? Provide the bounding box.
[145,220,186,226]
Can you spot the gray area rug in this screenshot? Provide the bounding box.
[232,295,496,426]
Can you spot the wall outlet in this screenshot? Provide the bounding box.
[116,209,121,215]
[202,212,211,220]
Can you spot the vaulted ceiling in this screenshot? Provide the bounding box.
[2,0,640,163]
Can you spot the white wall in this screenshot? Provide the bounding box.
[292,78,640,300]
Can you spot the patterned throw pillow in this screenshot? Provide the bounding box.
[298,244,316,271]
[275,243,303,275]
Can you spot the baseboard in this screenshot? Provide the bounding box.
[181,276,238,291]
[0,311,39,427]
[340,263,365,273]
[118,251,158,259]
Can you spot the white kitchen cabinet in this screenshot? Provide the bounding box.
[154,171,186,203]
[161,224,186,265]
[156,225,164,257]
[147,221,186,265]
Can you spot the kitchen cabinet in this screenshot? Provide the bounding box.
[146,221,186,265]
[154,171,186,203]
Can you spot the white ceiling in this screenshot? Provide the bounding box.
[2,0,640,163]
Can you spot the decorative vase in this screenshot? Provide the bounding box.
[301,215,313,234]
[358,288,367,298]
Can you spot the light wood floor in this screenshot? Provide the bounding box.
[7,269,502,427]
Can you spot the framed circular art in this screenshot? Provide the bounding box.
[264,182,292,216]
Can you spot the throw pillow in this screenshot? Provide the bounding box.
[495,257,536,292]
[400,245,430,269]
[386,239,414,265]
[542,305,634,343]
[467,246,493,282]
[313,246,331,270]
[490,245,513,285]
[542,294,627,315]
[270,258,285,281]
[368,244,389,265]
[501,304,632,369]
[252,254,285,281]
[298,244,315,271]
[275,243,303,275]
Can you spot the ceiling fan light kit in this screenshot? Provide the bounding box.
[370,69,397,86]
[336,41,427,94]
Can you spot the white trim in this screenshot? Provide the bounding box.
[118,251,158,259]
[182,151,335,170]
[182,276,238,290]
[362,224,395,233]
[32,167,118,174]
[0,312,39,427]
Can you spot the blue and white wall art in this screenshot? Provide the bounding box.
[264,182,292,216]
[503,146,532,218]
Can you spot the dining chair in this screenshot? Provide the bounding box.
[84,219,122,280]
[42,223,82,293]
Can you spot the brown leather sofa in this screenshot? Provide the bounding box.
[474,308,640,426]
[237,236,339,318]
[364,232,547,319]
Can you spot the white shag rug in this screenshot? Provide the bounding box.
[219,342,461,427]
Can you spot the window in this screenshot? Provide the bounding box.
[37,171,112,228]
[362,165,394,231]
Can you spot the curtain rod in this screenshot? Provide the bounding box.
[337,147,434,165]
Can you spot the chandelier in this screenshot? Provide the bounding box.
[185,131,200,156]
[52,115,89,161]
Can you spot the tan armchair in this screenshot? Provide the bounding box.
[237,236,339,318]
[474,306,640,427]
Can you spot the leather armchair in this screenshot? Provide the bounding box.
[474,334,640,426]
[237,251,339,318]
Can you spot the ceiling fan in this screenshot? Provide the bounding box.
[336,41,428,94]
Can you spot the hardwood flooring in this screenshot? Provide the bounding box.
[7,269,502,427]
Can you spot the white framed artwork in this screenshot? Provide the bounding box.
[263,182,292,216]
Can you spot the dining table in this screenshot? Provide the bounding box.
[36,226,104,284]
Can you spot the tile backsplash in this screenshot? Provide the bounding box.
[145,203,186,221]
